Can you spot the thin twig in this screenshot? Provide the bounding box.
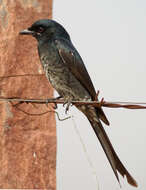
[71,116,99,190]
[14,106,52,116]
[0,74,44,79]
[1,96,146,110]
[11,102,71,121]
[55,111,71,121]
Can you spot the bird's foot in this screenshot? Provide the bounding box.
[95,90,100,101]
[63,98,72,114]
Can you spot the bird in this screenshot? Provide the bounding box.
[19,19,137,187]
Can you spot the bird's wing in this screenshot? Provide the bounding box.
[55,38,96,99]
[55,38,109,125]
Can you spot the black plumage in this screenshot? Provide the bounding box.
[20,19,137,187]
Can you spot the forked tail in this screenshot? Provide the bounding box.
[81,106,138,187]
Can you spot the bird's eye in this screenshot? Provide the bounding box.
[37,26,44,33]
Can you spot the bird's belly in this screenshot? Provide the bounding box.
[40,52,91,101]
[45,67,91,101]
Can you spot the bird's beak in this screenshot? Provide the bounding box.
[19,29,34,35]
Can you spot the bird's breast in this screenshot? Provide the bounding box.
[39,44,91,101]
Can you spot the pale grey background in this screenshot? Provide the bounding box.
[53,0,146,189]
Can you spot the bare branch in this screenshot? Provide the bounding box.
[1,96,146,110]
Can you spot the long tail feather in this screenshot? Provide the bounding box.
[78,105,138,187]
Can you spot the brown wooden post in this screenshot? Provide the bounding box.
[0,0,56,189]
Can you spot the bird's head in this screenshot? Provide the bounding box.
[19,19,70,42]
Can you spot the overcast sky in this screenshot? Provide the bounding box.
[53,1,146,190]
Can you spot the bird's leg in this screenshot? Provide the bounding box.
[95,90,100,101]
[63,96,73,114]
